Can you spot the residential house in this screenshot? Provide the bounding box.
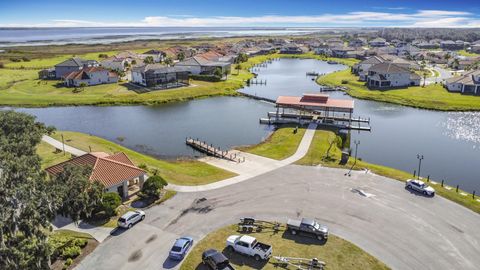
[175,56,231,76]
[330,47,356,58]
[396,44,420,58]
[366,62,421,89]
[326,38,344,48]
[38,68,56,80]
[141,49,166,63]
[468,43,480,54]
[444,70,480,95]
[449,57,480,70]
[45,152,147,200]
[279,45,303,54]
[100,57,128,72]
[441,40,465,50]
[353,54,418,81]
[369,38,387,47]
[54,57,99,79]
[349,38,367,48]
[63,66,119,87]
[131,64,190,89]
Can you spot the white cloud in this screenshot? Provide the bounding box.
[1,9,479,28]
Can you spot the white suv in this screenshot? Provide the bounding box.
[406,179,435,196]
[117,210,145,229]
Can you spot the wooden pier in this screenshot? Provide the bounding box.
[186,138,244,162]
[239,92,276,103]
[247,79,267,85]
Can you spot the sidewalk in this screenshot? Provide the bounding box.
[42,123,318,193]
[42,135,86,156]
[169,123,318,192]
[52,215,113,243]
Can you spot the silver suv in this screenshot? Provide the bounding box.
[117,210,145,229]
[406,179,435,196]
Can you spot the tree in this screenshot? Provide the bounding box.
[235,53,248,63]
[143,56,154,64]
[235,64,242,75]
[0,111,56,270]
[141,175,167,199]
[131,59,137,66]
[101,192,122,217]
[214,67,223,78]
[78,82,87,91]
[52,165,104,223]
[163,57,173,66]
[177,52,185,61]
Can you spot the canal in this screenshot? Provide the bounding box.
[14,58,480,192]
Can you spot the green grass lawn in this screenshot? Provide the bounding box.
[457,50,479,57]
[317,69,480,111]
[181,224,389,270]
[47,131,236,186]
[36,141,71,169]
[296,129,480,214]
[0,52,356,107]
[237,126,306,160]
[4,51,120,69]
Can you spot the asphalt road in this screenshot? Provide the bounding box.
[76,165,480,270]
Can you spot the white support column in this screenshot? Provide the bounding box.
[122,181,128,200]
[139,174,146,189]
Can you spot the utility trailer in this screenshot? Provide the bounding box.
[273,256,326,270]
[237,217,282,233]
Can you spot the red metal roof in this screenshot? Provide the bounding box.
[276,93,354,110]
[45,152,146,188]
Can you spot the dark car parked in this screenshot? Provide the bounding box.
[202,249,235,270]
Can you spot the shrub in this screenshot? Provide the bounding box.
[138,163,148,171]
[189,74,221,82]
[21,57,30,62]
[62,245,81,259]
[0,62,4,68]
[63,258,73,270]
[141,175,168,199]
[9,57,21,62]
[98,53,109,59]
[101,192,122,217]
[73,238,88,248]
[341,80,349,84]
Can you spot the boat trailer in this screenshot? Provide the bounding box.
[273,256,326,270]
[237,217,282,233]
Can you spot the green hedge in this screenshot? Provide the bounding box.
[189,74,221,82]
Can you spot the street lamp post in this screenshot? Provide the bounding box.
[346,140,360,177]
[417,154,424,180]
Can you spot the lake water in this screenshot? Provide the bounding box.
[13,58,480,192]
[0,27,323,47]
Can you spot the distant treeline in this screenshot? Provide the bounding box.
[374,28,480,42]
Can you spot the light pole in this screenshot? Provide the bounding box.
[417,154,424,180]
[346,140,360,176]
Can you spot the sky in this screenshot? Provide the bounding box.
[1,0,480,28]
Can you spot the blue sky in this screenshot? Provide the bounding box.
[1,0,480,27]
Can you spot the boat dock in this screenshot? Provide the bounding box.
[266,112,370,123]
[239,92,276,103]
[259,118,371,131]
[186,137,244,162]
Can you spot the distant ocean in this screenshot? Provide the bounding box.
[0,27,332,47]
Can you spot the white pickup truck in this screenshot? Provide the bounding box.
[226,235,272,261]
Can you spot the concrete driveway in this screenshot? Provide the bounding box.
[76,165,480,270]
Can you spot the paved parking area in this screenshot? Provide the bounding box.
[76,165,480,270]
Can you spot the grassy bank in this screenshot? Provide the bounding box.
[46,131,236,186]
[0,52,355,107]
[181,224,389,270]
[36,141,71,169]
[296,129,480,214]
[317,69,480,111]
[237,126,306,160]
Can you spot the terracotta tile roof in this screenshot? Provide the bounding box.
[63,66,109,80]
[276,93,354,110]
[45,152,146,188]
